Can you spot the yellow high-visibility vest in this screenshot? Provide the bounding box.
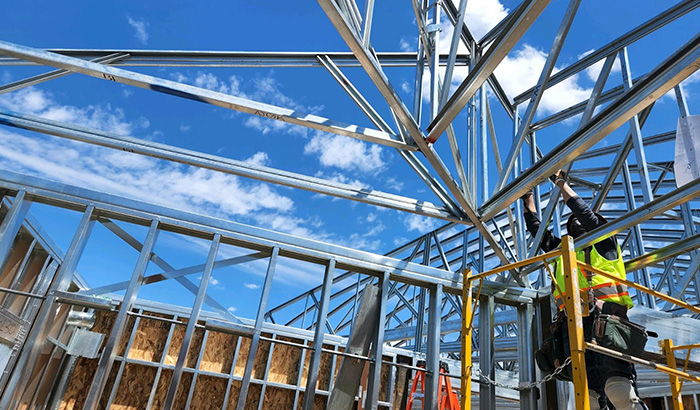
[552,241,633,311]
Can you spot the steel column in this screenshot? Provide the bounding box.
[479,295,495,410]
[302,259,335,410]
[366,271,389,409]
[84,219,160,410]
[236,246,279,410]
[0,206,95,409]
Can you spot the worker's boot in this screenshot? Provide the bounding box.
[604,376,647,410]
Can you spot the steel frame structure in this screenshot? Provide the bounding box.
[1,0,700,409]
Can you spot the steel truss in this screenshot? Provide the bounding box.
[1,0,700,409]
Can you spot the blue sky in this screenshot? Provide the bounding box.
[1,0,699,321]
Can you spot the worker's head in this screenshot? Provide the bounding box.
[566,213,607,239]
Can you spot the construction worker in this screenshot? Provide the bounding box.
[522,170,647,410]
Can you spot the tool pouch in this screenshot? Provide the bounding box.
[535,331,571,382]
[593,314,649,357]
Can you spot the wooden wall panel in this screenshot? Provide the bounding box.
[190,375,227,410]
[127,313,172,362]
[267,336,301,385]
[110,364,158,409]
[200,331,237,374]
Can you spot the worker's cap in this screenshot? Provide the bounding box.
[566,212,607,237]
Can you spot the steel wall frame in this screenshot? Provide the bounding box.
[1,0,700,408]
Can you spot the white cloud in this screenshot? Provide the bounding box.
[227,306,237,313]
[305,131,384,172]
[245,151,270,166]
[244,283,260,289]
[400,37,414,52]
[683,69,700,86]
[493,45,592,115]
[314,171,370,190]
[404,214,441,233]
[463,0,509,40]
[578,49,622,83]
[0,88,139,135]
[393,236,409,246]
[126,16,149,45]
[179,124,191,132]
[385,177,404,192]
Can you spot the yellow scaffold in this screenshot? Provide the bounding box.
[461,235,700,410]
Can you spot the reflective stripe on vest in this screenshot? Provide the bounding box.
[552,241,633,311]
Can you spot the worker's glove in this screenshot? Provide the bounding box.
[550,170,567,185]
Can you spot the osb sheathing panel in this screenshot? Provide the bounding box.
[110,364,158,409]
[233,337,252,377]
[189,375,227,410]
[262,386,296,409]
[165,321,205,368]
[299,343,343,391]
[228,334,280,377]
[252,335,272,379]
[116,315,137,357]
[226,380,261,410]
[58,311,117,410]
[200,331,237,374]
[149,369,193,410]
[267,336,302,384]
[379,355,391,402]
[128,313,172,362]
[296,392,328,410]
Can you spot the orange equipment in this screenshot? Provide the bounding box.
[405,361,460,410]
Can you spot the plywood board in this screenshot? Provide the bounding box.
[149,369,193,410]
[127,313,172,362]
[190,375,227,410]
[164,320,204,368]
[252,335,272,380]
[110,363,158,409]
[233,337,252,377]
[200,331,237,374]
[267,336,302,385]
[262,386,296,409]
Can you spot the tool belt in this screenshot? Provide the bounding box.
[592,313,653,357]
[535,313,572,382]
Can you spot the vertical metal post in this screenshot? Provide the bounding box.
[518,303,536,409]
[425,283,442,410]
[441,0,468,109]
[162,233,220,410]
[461,270,473,410]
[479,295,495,410]
[361,0,375,47]
[561,235,590,410]
[366,271,389,409]
[618,47,654,204]
[480,85,488,205]
[236,246,279,410]
[662,339,684,410]
[429,0,441,121]
[84,219,160,410]
[0,190,31,270]
[302,259,335,410]
[0,206,95,409]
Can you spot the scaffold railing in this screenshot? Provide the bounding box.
[461,235,700,410]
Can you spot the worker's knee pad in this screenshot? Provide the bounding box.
[588,390,601,410]
[604,376,644,410]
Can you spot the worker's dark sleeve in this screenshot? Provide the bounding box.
[565,196,619,260]
[524,210,561,252]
